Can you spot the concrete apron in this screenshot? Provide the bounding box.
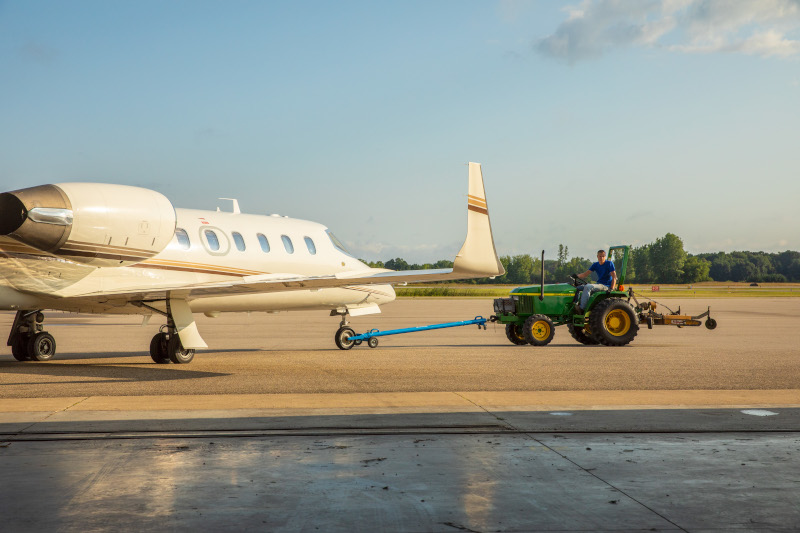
[1,394,800,532]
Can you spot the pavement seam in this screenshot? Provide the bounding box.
[7,397,90,440]
[457,392,690,533]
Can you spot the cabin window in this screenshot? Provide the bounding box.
[204,229,220,251]
[257,233,270,253]
[232,232,246,251]
[175,228,190,249]
[326,230,352,256]
[281,235,294,254]
[304,236,317,255]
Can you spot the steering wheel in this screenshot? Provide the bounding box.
[569,273,588,287]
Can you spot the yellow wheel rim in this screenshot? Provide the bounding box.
[605,309,631,336]
[512,327,525,342]
[530,320,551,341]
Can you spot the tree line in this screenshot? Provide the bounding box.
[363,234,800,284]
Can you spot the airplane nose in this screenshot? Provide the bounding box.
[0,185,73,252]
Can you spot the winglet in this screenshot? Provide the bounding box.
[452,162,505,277]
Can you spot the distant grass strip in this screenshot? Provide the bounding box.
[396,284,800,298]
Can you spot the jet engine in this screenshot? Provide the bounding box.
[0,182,176,267]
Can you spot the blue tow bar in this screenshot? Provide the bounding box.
[347,316,489,347]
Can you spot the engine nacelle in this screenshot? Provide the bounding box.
[0,183,176,267]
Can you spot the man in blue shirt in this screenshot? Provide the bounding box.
[575,249,617,312]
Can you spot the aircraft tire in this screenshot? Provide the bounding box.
[27,332,56,361]
[167,335,195,364]
[335,327,356,350]
[11,335,30,361]
[149,332,171,364]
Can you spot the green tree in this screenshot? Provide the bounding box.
[384,257,409,271]
[682,256,711,283]
[630,244,653,282]
[650,233,687,283]
[507,254,535,284]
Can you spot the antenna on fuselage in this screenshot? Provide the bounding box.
[218,198,241,214]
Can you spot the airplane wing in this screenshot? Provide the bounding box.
[57,162,504,303]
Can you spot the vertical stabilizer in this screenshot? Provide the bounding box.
[453,162,504,277]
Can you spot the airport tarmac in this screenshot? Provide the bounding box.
[1,298,799,532]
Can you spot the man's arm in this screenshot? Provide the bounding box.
[577,269,592,279]
[610,270,618,290]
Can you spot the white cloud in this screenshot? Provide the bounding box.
[537,0,800,62]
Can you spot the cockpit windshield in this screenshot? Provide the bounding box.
[326,230,352,256]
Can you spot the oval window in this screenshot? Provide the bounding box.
[281,235,294,254]
[175,228,190,250]
[257,233,270,253]
[204,230,220,251]
[304,236,316,255]
[232,232,246,251]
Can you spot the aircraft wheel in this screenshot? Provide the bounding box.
[335,327,356,350]
[167,335,195,364]
[567,323,599,345]
[149,332,171,364]
[11,335,30,361]
[523,314,555,346]
[505,323,527,345]
[28,332,57,361]
[368,337,379,348]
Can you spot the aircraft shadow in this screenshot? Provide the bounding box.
[0,360,227,383]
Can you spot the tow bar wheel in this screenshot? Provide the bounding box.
[523,314,555,346]
[335,326,356,350]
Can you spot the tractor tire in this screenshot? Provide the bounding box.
[522,314,555,346]
[505,323,528,345]
[567,323,599,345]
[588,298,638,346]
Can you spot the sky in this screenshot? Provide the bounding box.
[1,0,798,263]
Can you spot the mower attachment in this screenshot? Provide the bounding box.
[636,302,717,330]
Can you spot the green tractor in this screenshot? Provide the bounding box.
[493,245,639,347]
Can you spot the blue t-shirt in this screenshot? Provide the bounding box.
[590,260,616,287]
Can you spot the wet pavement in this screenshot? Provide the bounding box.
[2,407,799,532]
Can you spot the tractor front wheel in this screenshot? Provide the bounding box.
[523,314,555,346]
[588,299,638,346]
[505,323,527,345]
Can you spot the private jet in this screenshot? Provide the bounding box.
[0,163,503,363]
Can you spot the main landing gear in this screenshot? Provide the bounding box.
[7,310,57,361]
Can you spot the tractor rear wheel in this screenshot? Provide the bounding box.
[523,314,555,346]
[505,324,527,345]
[588,298,638,346]
[567,323,599,345]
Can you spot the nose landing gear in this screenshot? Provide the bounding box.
[7,310,57,361]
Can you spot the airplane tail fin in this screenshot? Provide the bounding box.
[452,162,505,277]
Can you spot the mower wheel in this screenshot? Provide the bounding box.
[523,314,555,346]
[505,323,528,345]
[705,318,717,330]
[567,323,599,345]
[588,298,639,346]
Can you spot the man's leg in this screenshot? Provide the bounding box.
[580,284,607,310]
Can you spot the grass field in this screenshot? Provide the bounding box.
[396,282,800,298]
